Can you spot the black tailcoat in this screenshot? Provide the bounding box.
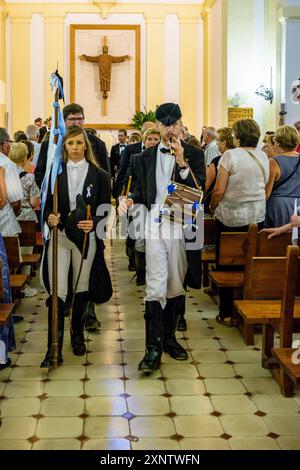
[41,162,112,303]
[131,142,206,289]
[114,141,143,197]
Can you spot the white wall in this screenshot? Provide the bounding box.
[282,18,300,125]
[227,0,268,131]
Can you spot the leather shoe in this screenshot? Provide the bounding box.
[163,337,188,360]
[40,351,63,368]
[0,357,11,370]
[177,317,187,332]
[71,334,86,356]
[138,347,161,372]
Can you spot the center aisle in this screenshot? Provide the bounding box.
[0,240,300,450]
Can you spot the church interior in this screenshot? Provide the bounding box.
[1,0,300,452]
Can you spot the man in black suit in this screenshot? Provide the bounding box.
[34,103,110,189]
[114,121,156,198]
[110,128,128,187]
[119,103,205,372]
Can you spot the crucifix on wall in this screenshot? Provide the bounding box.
[79,36,131,115]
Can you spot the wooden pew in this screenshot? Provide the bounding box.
[271,246,300,396]
[18,220,42,271]
[234,246,300,373]
[0,259,15,327]
[2,237,28,296]
[233,230,294,344]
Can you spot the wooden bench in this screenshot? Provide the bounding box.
[209,226,292,344]
[233,231,295,344]
[0,260,15,327]
[18,220,42,271]
[272,349,300,397]
[208,225,256,291]
[269,245,300,396]
[234,246,300,372]
[2,237,28,297]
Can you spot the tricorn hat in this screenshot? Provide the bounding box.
[65,194,89,258]
[155,103,182,126]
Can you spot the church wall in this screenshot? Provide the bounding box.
[278,4,300,126]
[3,1,206,137]
[0,0,6,127]
[206,0,227,129]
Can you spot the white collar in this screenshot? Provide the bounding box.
[67,158,88,168]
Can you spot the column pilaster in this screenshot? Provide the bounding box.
[0,1,7,127]
[144,12,165,110]
[10,13,31,131]
[178,12,201,134]
[44,14,65,115]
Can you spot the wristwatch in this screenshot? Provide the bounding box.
[178,164,188,170]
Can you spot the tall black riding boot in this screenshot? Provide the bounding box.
[163,297,188,360]
[126,236,136,272]
[40,296,65,368]
[138,301,164,373]
[176,294,187,331]
[135,250,146,286]
[71,291,89,356]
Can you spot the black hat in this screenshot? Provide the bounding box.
[65,194,89,258]
[155,103,182,126]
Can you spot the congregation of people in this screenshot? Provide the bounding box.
[0,101,300,379]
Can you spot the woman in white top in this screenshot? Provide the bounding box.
[210,119,269,323]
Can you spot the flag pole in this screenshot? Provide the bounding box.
[51,87,60,369]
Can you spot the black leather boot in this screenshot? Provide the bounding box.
[163,297,188,360]
[135,250,146,286]
[176,295,187,331]
[126,238,136,272]
[138,301,164,373]
[71,291,89,356]
[85,302,101,331]
[40,297,65,368]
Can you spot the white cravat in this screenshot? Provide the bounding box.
[67,159,89,210]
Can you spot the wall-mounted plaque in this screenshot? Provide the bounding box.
[228,107,253,128]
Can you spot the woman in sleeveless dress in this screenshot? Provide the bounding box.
[265,125,300,228]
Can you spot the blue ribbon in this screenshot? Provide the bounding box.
[40,74,65,239]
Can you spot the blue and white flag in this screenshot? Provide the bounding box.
[40,72,65,240]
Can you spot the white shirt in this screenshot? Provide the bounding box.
[205,140,221,166]
[0,152,23,236]
[215,148,269,227]
[66,159,89,211]
[31,141,41,166]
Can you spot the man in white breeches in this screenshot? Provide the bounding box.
[120,103,206,373]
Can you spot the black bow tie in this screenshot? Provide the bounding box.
[161,147,173,154]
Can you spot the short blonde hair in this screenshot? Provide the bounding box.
[143,127,161,143]
[216,127,235,150]
[9,142,28,165]
[275,125,300,151]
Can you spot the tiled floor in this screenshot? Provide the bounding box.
[0,240,300,450]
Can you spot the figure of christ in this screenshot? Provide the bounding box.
[80,45,131,99]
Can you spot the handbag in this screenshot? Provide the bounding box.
[164,163,204,225]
